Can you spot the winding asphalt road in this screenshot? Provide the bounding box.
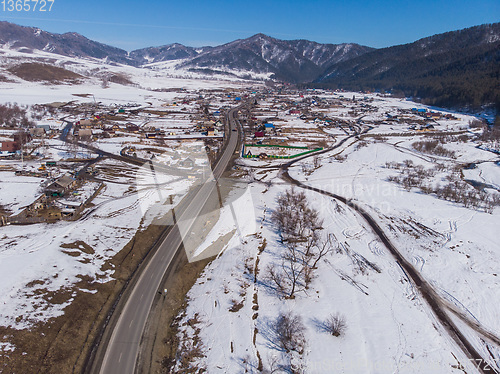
[91,104,243,374]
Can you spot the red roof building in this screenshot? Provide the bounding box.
[1,141,19,152]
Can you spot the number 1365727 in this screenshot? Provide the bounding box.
[2,0,54,12]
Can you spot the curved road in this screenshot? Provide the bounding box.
[92,104,243,374]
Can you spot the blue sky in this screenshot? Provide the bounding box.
[1,0,499,50]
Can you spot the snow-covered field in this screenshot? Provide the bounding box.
[171,177,494,373]
[0,163,157,328]
[0,172,42,215]
[0,46,253,106]
[290,141,500,332]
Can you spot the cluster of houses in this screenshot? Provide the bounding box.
[20,173,103,221]
[73,113,224,140]
[1,123,58,158]
[74,116,159,139]
[410,108,457,121]
[254,122,276,138]
[0,132,33,157]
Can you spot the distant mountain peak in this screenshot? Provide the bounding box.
[0,21,136,65]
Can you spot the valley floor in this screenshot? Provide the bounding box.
[0,80,498,374]
[164,94,500,373]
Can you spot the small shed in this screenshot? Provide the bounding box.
[180,158,195,169]
[29,127,46,137]
[80,119,93,127]
[37,124,51,132]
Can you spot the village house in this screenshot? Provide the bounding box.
[37,124,51,132]
[78,129,93,139]
[0,140,19,152]
[180,157,195,169]
[45,174,76,197]
[264,123,276,132]
[79,119,93,128]
[103,126,115,136]
[126,123,140,133]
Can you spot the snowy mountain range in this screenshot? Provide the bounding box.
[142,34,372,83]
[0,20,499,109]
[0,21,372,82]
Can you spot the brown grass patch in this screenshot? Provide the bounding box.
[60,241,94,255]
[7,63,83,83]
[108,74,134,86]
[229,300,244,312]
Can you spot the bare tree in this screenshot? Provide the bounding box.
[262,354,281,374]
[266,243,308,299]
[267,189,337,298]
[313,155,322,169]
[281,243,308,298]
[272,187,322,241]
[324,313,347,337]
[267,232,337,299]
[273,311,306,353]
[310,233,337,269]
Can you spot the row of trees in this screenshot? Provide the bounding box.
[0,103,35,128]
[412,140,456,158]
[266,188,338,299]
[386,160,500,213]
